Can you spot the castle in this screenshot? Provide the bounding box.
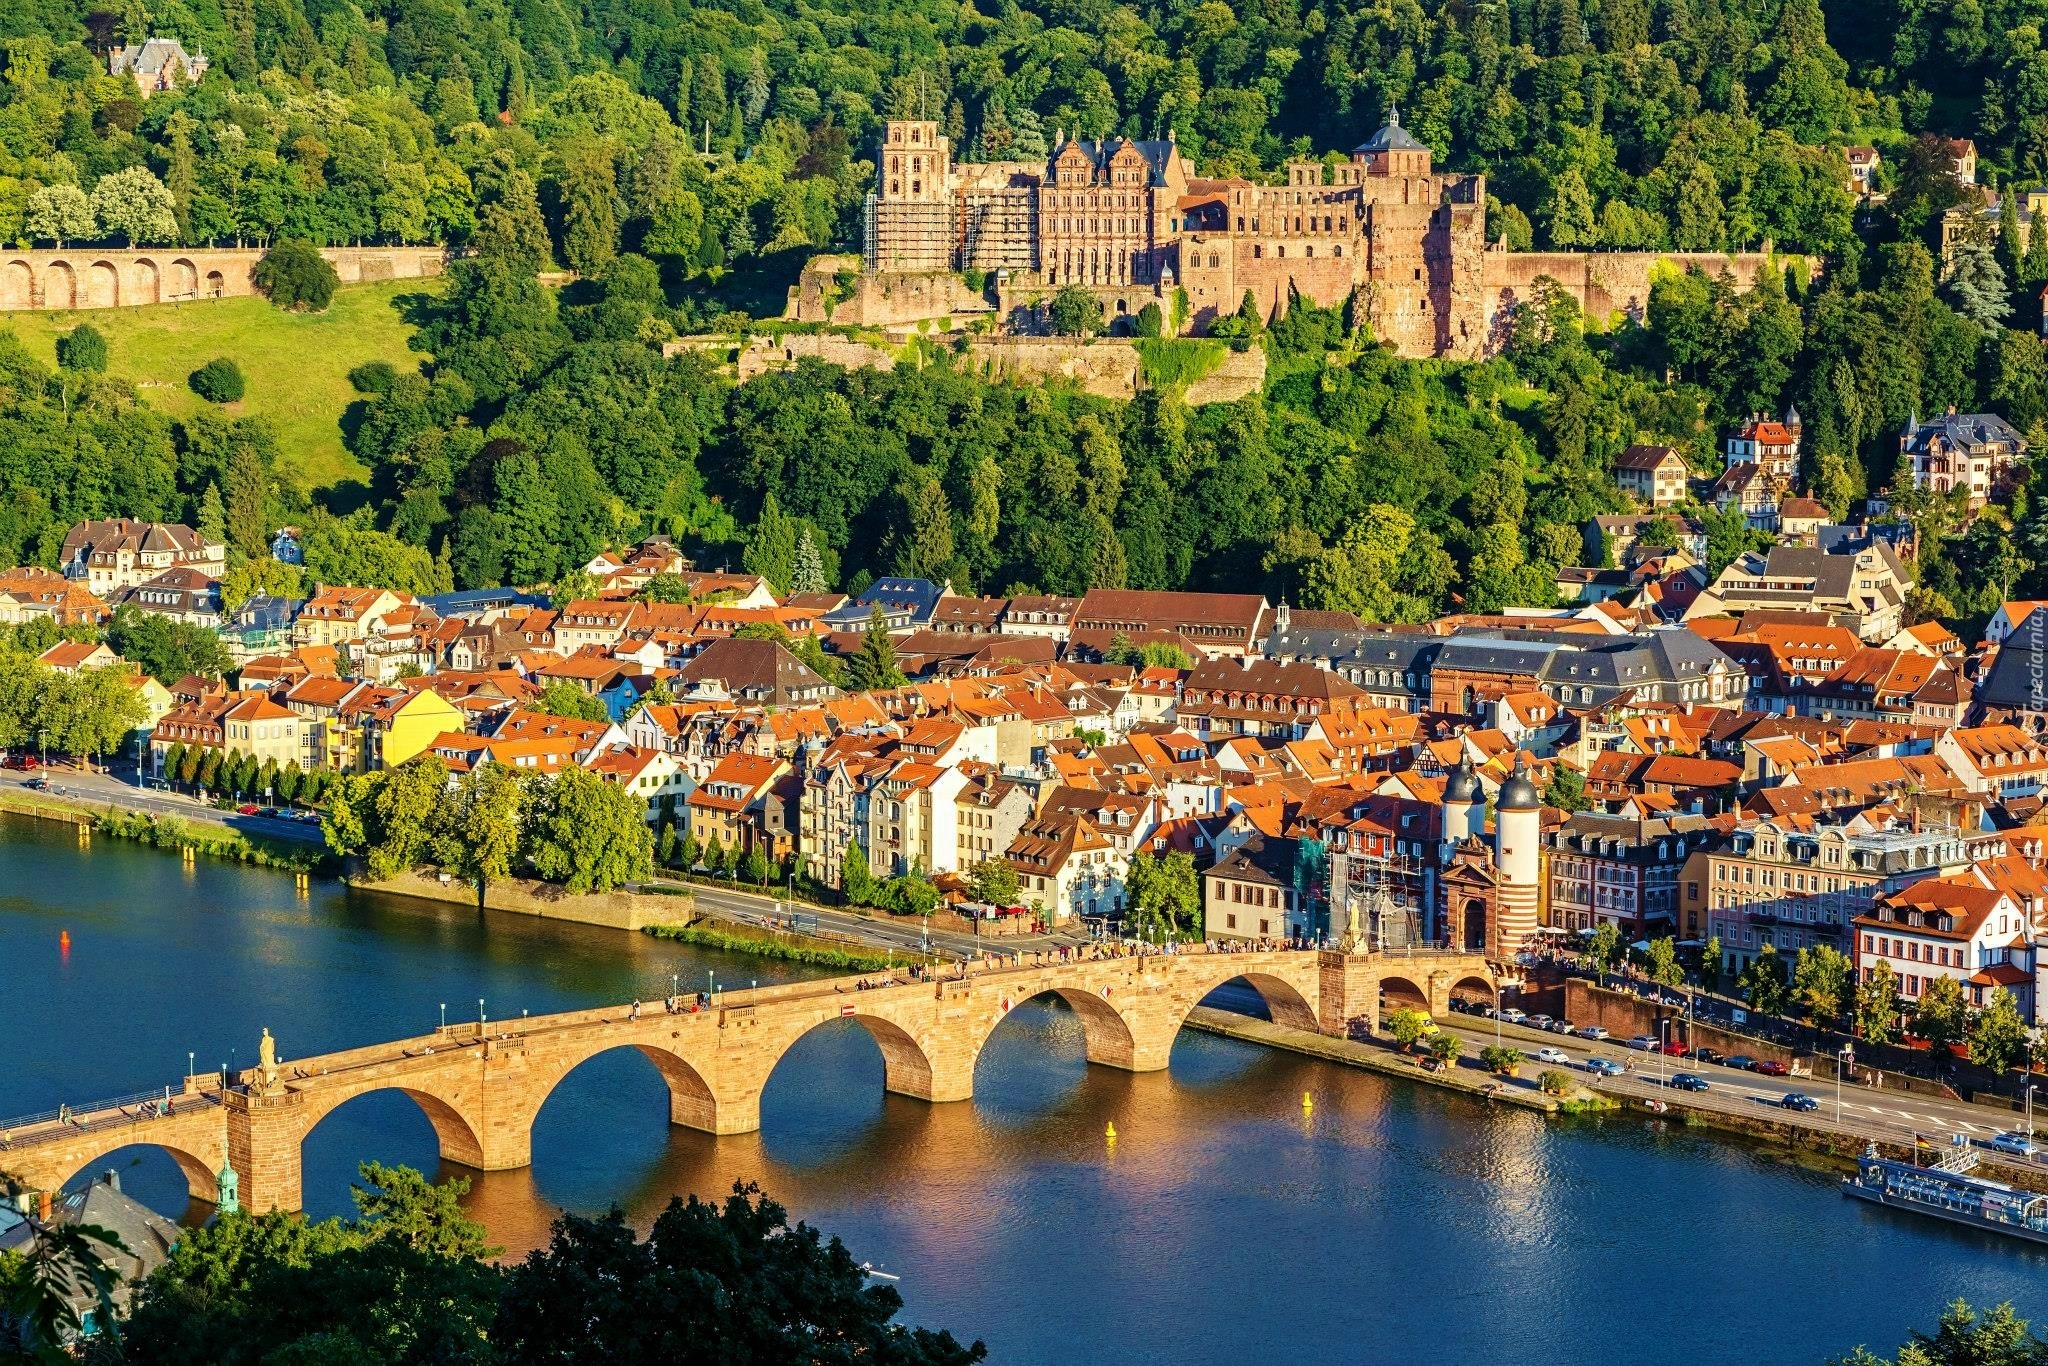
[819,110,1797,360]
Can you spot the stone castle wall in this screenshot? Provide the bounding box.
[1479,249,1800,349]
[0,245,446,311]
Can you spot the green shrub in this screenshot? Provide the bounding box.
[253,238,339,312]
[1135,301,1163,338]
[190,356,246,403]
[1480,1045,1524,1074]
[1537,1068,1573,1096]
[1134,337,1227,387]
[348,359,398,394]
[644,922,905,972]
[56,323,107,372]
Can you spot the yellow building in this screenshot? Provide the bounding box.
[344,684,465,772]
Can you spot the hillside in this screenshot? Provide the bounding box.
[11,279,433,495]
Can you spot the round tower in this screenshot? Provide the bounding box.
[1492,752,1543,957]
[1441,756,1483,849]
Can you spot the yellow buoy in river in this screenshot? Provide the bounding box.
[1105,1121,1117,1142]
[1302,1091,1313,1111]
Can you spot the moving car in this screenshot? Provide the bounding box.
[23,775,49,791]
[1535,1047,1571,1065]
[1578,1025,1609,1041]
[1583,1058,1625,1077]
[237,803,260,815]
[1669,1074,1709,1092]
[1753,1059,1790,1077]
[1780,1092,1819,1112]
[1986,1131,2039,1158]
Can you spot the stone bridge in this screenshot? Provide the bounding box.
[0,946,1494,1214]
[0,246,445,311]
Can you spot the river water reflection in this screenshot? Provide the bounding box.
[3,814,2042,1365]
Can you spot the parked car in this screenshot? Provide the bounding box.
[1535,1047,1572,1065]
[1669,1073,1710,1092]
[1626,1035,1659,1051]
[1550,1019,1577,1035]
[237,803,260,815]
[1780,1092,1819,1112]
[1578,1025,1610,1041]
[1663,1042,1691,1059]
[1584,1058,1626,1077]
[1498,1009,1528,1024]
[1724,1055,1756,1071]
[1693,1047,1725,1066]
[1753,1059,1790,1077]
[1986,1131,2038,1158]
[1526,1014,1554,1030]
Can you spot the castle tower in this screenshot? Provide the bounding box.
[868,120,955,273]
[1491,752,1542,958]
[1440,756,1484,851]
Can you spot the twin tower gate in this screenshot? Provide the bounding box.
[5,947,1494,1214]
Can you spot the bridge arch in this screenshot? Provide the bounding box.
[50,1141,219,1207]
[1449,974,1496,1008]
[528,1041,720,1138]
[1378,973,1432,1019]
[297,1082,487,1172]
[764,1009,948,1107]
[1184,966,1322,1036]
[977,985,1142,1073]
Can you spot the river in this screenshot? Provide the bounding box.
[3,813,2042,1365]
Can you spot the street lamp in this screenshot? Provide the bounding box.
[439,1002,446,1032]
[188,1051,195,1088]
[1659,1018,1670,1084]
[1837,1043,1854,1126]
[707,970,716,1000]
[478,998,486,1030]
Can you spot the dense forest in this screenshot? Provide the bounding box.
[1,0,2047,632]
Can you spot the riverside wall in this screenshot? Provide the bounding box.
[347,870,687,933]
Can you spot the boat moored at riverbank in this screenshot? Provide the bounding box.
[1844,1144,2048,1244]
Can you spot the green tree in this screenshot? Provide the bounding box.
[55,323,106,372]
[1792,944,1853,1029]
[968,858,1020,906]
[742,842,772,887]
[1911,974,1970,1057]
[1828,1299,2047,1366]
[1943,238,2013,329]
[23,183,93,246]
[253,238,340,312]
[191,357,247,403]
[1543,764,1590,813]
[1047,286,1105,337]
[441,762,523,910]
[1969,987,2031,1074]
[1739,944,1791,1017]
[0,1220,128,1357]
[841,840,874,905]
[1134,302,1163,337]
[522,765,653,893]
[1586,922,1622,973]
[366,757,451,880]
[1125,849,1201,939]
[534,681,611,723]
[89,164,179,244]
[843,605,906,692]
[1644,937,1685,989]
[493,1185,984,1365]
[1388,1007,1432,1051]
[743,489,799,593]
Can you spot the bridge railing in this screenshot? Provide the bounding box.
[0,1086,222,1148]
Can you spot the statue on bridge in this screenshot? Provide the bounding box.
[259,1028,279,1093]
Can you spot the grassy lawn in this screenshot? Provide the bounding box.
[7,276,439,494]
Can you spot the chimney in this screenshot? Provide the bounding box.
[104,1169,120,1192]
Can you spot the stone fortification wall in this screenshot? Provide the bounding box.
[0,245,445,311]
[788,254,991,327]
[735,333,899,380]
[1480,249,1804,351]
[956,336,1266,405]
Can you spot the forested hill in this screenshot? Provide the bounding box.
[3,0,2048,639]
[0,0,2043,272]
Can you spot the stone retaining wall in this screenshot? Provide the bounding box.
[0,245,446,311]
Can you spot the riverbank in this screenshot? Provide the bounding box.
[644,920,909,973]
[0,790,321,871]
[347,869,688,932]
[1183,1007,1573,1114]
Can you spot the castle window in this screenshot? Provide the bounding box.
[1333,244,1343,258]
[1253,245,1263,258]
[912,157,922,172]
[1277,245,1285,258]
[889,180,900,195]
[911,127,922,142]
[913,180,921,194]
[1305,245,1314,257]
[1208,253,1219,268]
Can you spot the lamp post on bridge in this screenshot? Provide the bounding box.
[439,1002,446,1033]
[478,999,486,1032]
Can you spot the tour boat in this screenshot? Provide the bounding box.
[1843,1144,2048,1245]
